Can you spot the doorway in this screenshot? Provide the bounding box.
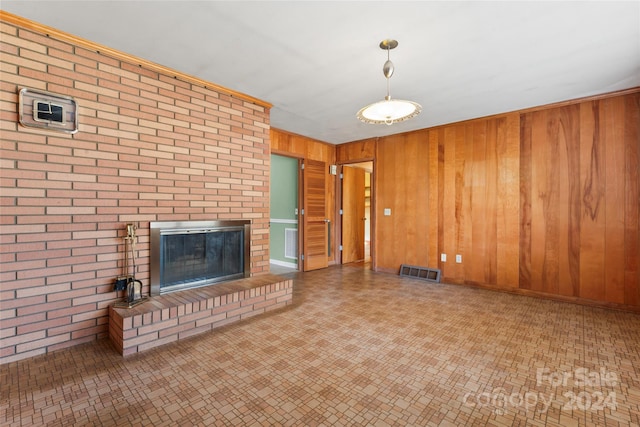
[269,154,299,273]
[270,154,331,273]
[340,162,373,266]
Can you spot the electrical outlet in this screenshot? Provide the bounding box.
[440,253,447,262]
[456,254,462,263]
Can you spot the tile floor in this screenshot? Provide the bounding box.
[2,265,640,426]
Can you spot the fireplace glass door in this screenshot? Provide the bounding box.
[150,220,251,295]
[161,229,243,293]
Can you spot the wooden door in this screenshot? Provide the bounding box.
[302,159,328,271]
[341,166,365,263]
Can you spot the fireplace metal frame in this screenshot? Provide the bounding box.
[150,220,251,296]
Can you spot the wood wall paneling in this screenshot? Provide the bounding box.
[367,90,637,310]
[519,93,639,306]
[375,136,406,271]
[623,93,640,306]
[534,105,581,297]
[441,125,458,280]
[532,108,557,295]
[469,120,488,285]
[565,106,582,298]
[274,90,639,311]
[436,129,446,274]
[496,113,520,288]
[519,113,533,290]
[427,130,440,269]
[375,132,430,271]
[603,97,627,304]
[483,119,499,286]
[579,100,607,301]
[438,115,520,288]
[336,138,377,163]
[461,122,474,284]
[271,129,335,163]
[406,131,430,265]
[452,123,466,283]
[375,134,399,270]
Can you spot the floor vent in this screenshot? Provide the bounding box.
[399,264,441,283]
[284,228,298,259]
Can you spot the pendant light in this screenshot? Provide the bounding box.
[357,39,422,125]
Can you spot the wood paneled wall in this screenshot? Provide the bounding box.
[274,90,639,310]
[368,90,639,310]
[271,128,335,164]
[375,131,433,270]
[270,128,338,263]
[373,115,521,289]
[336,138,376,163]
[520,93,640,306]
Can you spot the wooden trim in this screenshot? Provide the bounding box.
[456,280,640,314]
[334,159,377,269]
[336,157,375,165]
[0,11,272,109]
[516,87,640,115]
[271,149,304,159]
[270,127,335,148]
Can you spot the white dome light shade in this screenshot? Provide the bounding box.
[357,98,422,125]
[357,39,421,126]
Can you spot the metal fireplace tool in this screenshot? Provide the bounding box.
[113,224,147,308]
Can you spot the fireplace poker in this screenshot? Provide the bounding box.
[114,224,146,308]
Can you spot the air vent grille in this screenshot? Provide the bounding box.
[399,264,441,283]
[284,228,298,259]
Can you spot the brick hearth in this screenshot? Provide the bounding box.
[108,275,292,356]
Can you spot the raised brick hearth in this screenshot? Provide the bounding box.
[108,275,292,356]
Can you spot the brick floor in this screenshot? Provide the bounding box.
[2,265,639,426]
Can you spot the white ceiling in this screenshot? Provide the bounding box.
[3,1,639,144]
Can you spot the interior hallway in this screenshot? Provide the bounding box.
[2,265,639,426]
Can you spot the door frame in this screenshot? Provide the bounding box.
[335,159,375,269]
[270,150,333,272]
[269,152,302,271]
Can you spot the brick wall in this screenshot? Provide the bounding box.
[0,18,271,364]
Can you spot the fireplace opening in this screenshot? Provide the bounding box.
[150,220,251,296]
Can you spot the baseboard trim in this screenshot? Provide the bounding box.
[375,266,640,314]
[270,259,298,269]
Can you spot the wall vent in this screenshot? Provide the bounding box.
[284,228,298,259]
[399,264,441,283]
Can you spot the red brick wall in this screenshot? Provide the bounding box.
[0,19,271,364]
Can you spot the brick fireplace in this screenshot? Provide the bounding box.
[0,14,271,364]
